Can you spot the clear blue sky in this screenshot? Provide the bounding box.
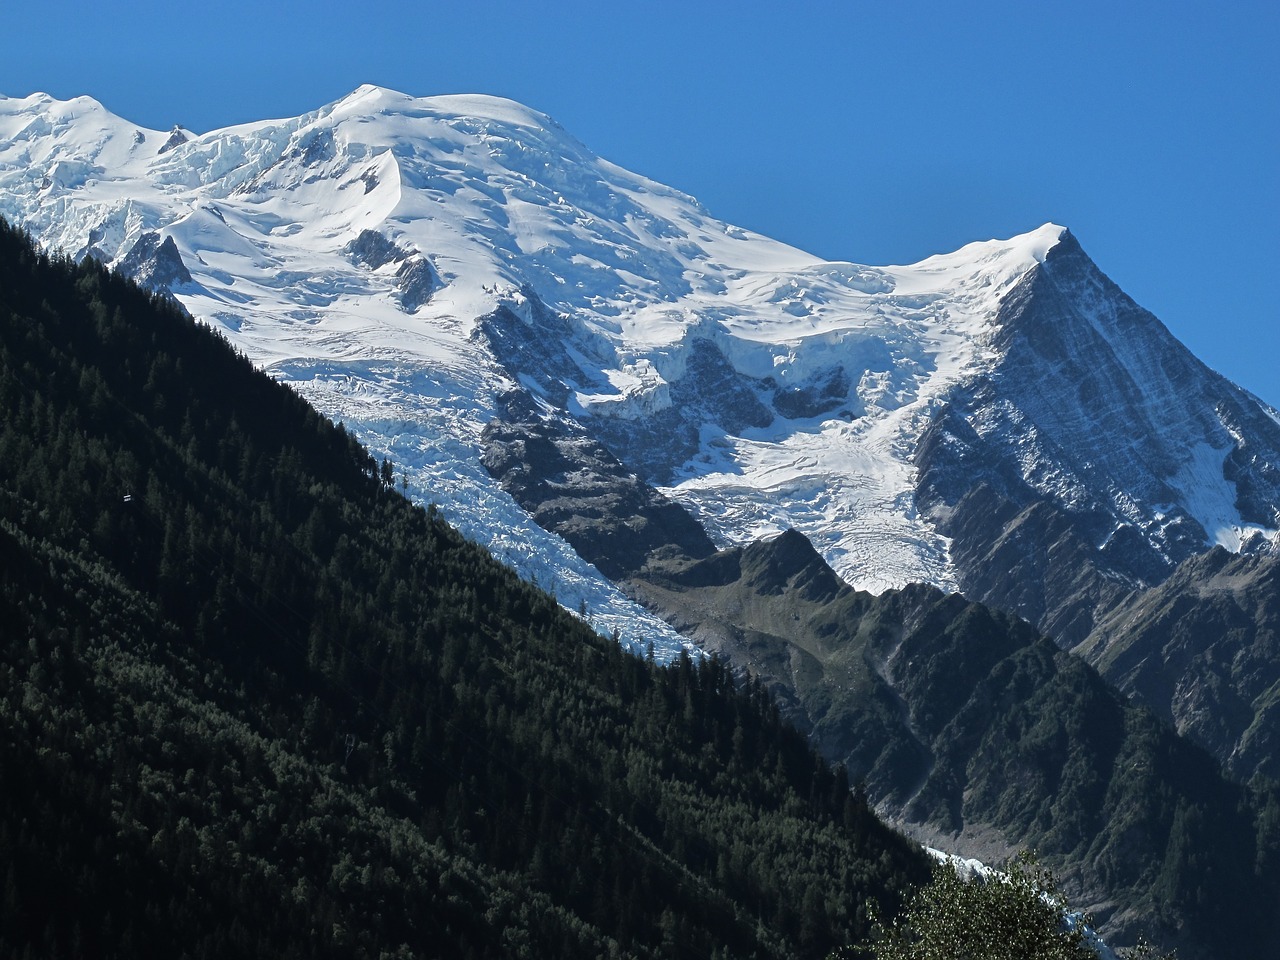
[5,0,1278,403]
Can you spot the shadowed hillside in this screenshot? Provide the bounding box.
[0,219,928,960]
[626,531,1280,959]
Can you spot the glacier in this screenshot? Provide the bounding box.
[3,84,1276,649]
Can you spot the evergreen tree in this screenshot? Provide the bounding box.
[0,215,929,959]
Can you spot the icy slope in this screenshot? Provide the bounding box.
[910,230,1280,643]
[3,86,1276,631]
[0,87,701,654]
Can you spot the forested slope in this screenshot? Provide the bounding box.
[628,530,1280,959]
[0,219,928,960]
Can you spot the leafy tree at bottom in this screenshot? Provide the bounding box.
[839,851,1173,960]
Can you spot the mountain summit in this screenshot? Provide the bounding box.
[4,86,1279,648]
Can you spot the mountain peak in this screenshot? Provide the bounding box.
[0,90,106,121]
[346,82,400,99]
[325,84,564,136]
[1025,221,1070,263]
[329,83,412,114]
[903,222,1067,274]
[8,89,1278,639]
[1031,220,1069,245]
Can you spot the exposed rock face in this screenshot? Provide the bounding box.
[13,87,1280,640]
[588,337,776,486]
[476,365,1280,954]
[624,529,1269,960]
[345,228,405,269]
[291,127,335,168]
[476,296,584,409]
[477,288,777,487]
[480,390,717,580]
[771,366,851,420]
[917,233,1280,648]
[1076,547,1280,780]
[395,257,436,312]
[344,229,437,310]
[10,90,1280,958]
[158,125,189,154]
[116,232,192,291]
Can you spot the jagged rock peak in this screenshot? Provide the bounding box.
[8,86,1280,653]
[345,229,408,270]
[117,232,192,291]
[158,125,190,154]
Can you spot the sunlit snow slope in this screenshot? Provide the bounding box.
[4,85,1278,643]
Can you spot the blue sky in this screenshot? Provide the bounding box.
[5,0,1277,403]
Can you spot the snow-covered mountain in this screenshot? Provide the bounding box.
[5,85,1280,646]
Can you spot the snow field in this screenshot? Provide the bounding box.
[8,84,1270,638]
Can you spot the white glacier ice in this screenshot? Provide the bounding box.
[2,85,1271,643]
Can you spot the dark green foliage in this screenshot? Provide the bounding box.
[852,852,1098,960]
[631,531,1280,958]
[840,851,1176,960]
[0,218,928,959]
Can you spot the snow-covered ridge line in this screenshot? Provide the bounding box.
[5,85,1272,629]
